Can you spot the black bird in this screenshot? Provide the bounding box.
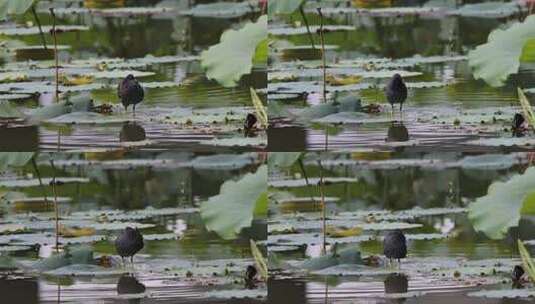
[118,74,144,115]
[383,229,407,265]
[512,265,525,282]
[115,227,144,265]
[244,265,258,289]
[512,113,527,137]
[244,113,257,137]
[385,73,408,115]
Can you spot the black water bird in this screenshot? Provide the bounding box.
[383,229,407,264]
[244,265,258,289]
[118,74,144,114]
[512,265,525,282]
[512,113,527,137]
[115,227,144,265]
[385,73,408,115]
[244,113,258,137]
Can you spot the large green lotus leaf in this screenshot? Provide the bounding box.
[468,15,535,87]
[268,0,303,15]
[0,0,35,19]
[201,15,266,87]
[0,152,34,170]
[0,101,24,118]
[33,246,94,271]
[201,165,267,240]
[468,167,535,239]
[268,152,302,170]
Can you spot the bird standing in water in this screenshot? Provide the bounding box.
[512,113,527,137]
[115,227,144,266]
[385,74,408,119]
[383,229,407,266]
[118,74,144,116]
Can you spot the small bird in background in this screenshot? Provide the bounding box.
[383,229,407,266]
[244,113,258,137]
[115,227,144,266]
[118,74,144,116]
[244,265,258,289]
[385,73,408,119]
[512,113,528,137]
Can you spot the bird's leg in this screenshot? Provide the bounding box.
[399,103,403,121]
[390,104,394,121]
[121,257,125,268]
[133,105,136,119]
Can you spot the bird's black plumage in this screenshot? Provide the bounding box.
[512,113,526,137]
[118,74,144,113]
[512,265,525,282]
[383,229,407,262]
[115,227,144,263]
[385,74,408,112]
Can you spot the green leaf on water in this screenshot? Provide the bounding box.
[468,15,535,87]
[518,240,535,282]
[250,88,268,128]
[201,165,267,240]
[0,0,35,19]
[201,15,267,87]
[0,152,34,170]
[250,239,268,280]
[468,167,535,240]
[518,87,535,129]
[268,0,304,15]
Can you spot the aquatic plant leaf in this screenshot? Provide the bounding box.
[46,112,130,125]
[453,1,526,18]
[468,289,535,298]
[0,101,24,118]
[44,264,124,276]
[201,165,267,240]
[0,25,89,36]
[33,246,94,271]
[468,167,535,239]
[268,152,302,169]
[182,1,259,18]
[0,245,32,252]
[468,15,535,87]
[0,152,34,169]
[0,177,89,188]
[518,87,535,129]
[250,239,268,280]
[269,25,355,36]
[203,136,267,147]
[28,94,93,123]
[202,289,266,299]
[518,240,535,282]
[250,88,268,128]
[0,0,35,19]
[269,177,359,188]
[201,15,267,87]
[300,246,362,270]
[268,0,303,15]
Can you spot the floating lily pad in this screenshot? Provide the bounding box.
[44,264,124,276]
[268,177,359,188]
[269,25,355,36]
[181,1,259,18]
[0,177,89,188]
[0,25,89,36]
[203,136,267,147]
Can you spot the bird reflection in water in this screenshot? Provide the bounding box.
[387,122,409,142]
[120,122,146,142]
[117,274,146,304]
[384,273,408,303]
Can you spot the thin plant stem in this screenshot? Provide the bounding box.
[50,159,59,253]
[299,4,315,49]
[317,8,327,103]
[317,160,326,255]
[30,157,49,207]
[50,8,59,103]
[297,157,317,208]
[31,5,47,50]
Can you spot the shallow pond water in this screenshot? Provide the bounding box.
[267,151,535,303]
[268,0,535,152]
[0,151,267,303]
[0,0,267,151]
